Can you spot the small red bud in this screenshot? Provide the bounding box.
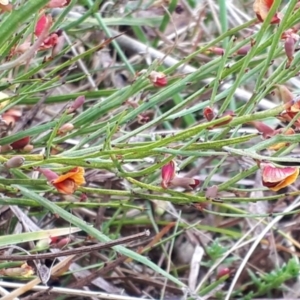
[10,136,30,150]
[35,14,48,37]
[149,71,167,87]
[203,107,215,121]
[161,160,176,189]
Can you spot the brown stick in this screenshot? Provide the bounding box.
[0,230,150,261]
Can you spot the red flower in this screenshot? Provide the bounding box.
[203,107,215,122]
[161,160,176,189]
[253,0,281,24]
[260,162,299,191]
[161,160,200,190]
[35,14,48,37]
[35,14,60,51]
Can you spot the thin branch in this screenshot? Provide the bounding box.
[0,230,150,261]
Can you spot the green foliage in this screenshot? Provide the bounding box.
[206,239,229,261]
[246,258,300,298]
[1,0,300,299]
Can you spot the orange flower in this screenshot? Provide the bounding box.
[51,167,85,194]
[260,162,299,191]
[253,0,281,24]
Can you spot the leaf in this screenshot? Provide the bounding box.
[0,227,81,247]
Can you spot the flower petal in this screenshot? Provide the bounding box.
[52,167,85,185]
[161,160,176,189]
[52,178,77,194]
[261,163,299,191]
[249,121,275,138]
[253,0,281,23]
[170,176,200,190]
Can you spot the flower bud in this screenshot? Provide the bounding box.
[236,44,251,55]
[23,144,34,152]
[161,160,176,189]
[2,109,22,127]
[57,123,74,135]
[0,145,12,153]
[4,156,25,168]
[207,47,224,56]
[274,84,294,104]
[66,95,85,114]
[149,71,167,87]
[10,136,30,150]
[35,14,49,37]
[284,36,295,67]
[203,107,215,121]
